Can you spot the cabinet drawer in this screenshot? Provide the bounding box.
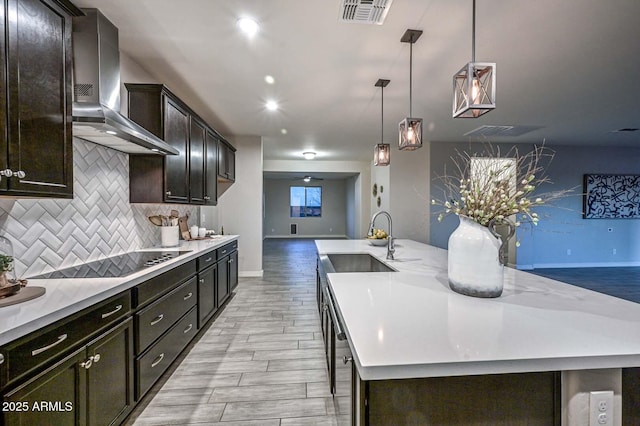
[217,240,238,260]
[197,250,216,271]
[2,291,131,387]
[134,260,196,308]
[135,277,197,354]
[136,306,198,399]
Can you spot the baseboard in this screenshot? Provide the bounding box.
[523,261,640,269]
[264,235,348,239]
[239,270,263,277]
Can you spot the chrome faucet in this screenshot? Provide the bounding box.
[368,211,395,260]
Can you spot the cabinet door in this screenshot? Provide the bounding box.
[226,148,235,181]
[198,264,217,328]
[2,347,86,426]
[217,256,229,306]
[204,130,218,205]
[189,117,206,204]
[4,0,73,197]
[217,142,227,179]
[229,250,238,292]
[86,318,134,426]
[163,96,189,203]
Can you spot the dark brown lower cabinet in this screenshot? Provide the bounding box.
[2,318,134,426]
[217,254,229,306]
[352,370,560,425]
[197,263,217,328]
[229,250,238,292]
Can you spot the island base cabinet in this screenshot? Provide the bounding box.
[2,318,134,426]
[354,371,561,425]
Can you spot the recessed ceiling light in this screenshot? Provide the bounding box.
[303,151,316,160]
[105,130,117,135]
[265,100,278,111]
[264,75,275,84]
[281,128,288,135]
[237,17,259,37]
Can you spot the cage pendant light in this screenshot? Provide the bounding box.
[374,79,391,166]
[398,29,423,151]
[453,0,496,118]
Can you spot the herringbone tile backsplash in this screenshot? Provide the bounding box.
[0,139,198,278]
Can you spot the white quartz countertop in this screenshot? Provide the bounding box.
[316,239,640,381]
[0,236,239,345]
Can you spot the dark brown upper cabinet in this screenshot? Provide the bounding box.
[0,0,81,198]
[126,84,232,205]
[204,130,218,205]
[189,117,206,205]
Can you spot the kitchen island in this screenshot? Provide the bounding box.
[316,239,640,425]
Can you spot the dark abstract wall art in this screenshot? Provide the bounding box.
[583,174,640,219]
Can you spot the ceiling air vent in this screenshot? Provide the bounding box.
[464,125,543,138]
[339,0,394,25]
[611,128,639,133]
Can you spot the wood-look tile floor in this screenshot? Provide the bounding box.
[126,239,347,425]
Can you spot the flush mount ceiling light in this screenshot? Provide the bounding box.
[303,176,311,183]
[453,0,496,118]
[265,100,279,111]
[374,78,391,166]
[398,29,423,151]
[264,75,275,84]
[281,128,288,134]
[237,17,259,37]
[303,151,316,160]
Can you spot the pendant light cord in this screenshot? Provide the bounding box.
[471,0,476,63]
[381,85,384,142]
[409,41,413,117]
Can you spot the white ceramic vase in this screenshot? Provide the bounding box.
[447,215,504,298]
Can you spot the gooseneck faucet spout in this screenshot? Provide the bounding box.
[368,211,395,260]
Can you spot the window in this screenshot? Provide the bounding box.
[290,186,322,217]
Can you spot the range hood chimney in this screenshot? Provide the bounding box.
[72,9,178,155]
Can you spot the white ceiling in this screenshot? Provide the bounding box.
[74,0,640,163]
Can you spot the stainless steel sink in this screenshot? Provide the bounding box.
[323,253,396,273]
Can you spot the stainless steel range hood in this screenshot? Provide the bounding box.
[72,9,178,155]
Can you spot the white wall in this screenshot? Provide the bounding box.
[210,136,263,277]
[372,144,430,243]
[345,175,357,239]
[264,179,347,238]
[264,159,370,238]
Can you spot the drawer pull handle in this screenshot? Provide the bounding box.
[183,292,193,300]
[32,334,68,356]
[150,314,164,326]
[221,250,227,254]
[0,354,4,365]
[205,257,212,262]
[229,259,234,264]
[80,356,93,369]
[184,324,193,334]
[93,353,101,363]
[199,278,204,283]
[343,356,353,365]
[151,353,165,368]
[101,304,123,319]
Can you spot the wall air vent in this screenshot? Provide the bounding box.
[464,125,543,138]
[339,0,394,25]
[290,223,298,235]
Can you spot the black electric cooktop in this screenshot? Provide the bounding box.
[32,251,192,279]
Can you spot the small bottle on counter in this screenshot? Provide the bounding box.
[221,226,224,235]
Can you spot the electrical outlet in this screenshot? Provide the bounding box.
[590,390,613,426]
[613,248,617,255]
